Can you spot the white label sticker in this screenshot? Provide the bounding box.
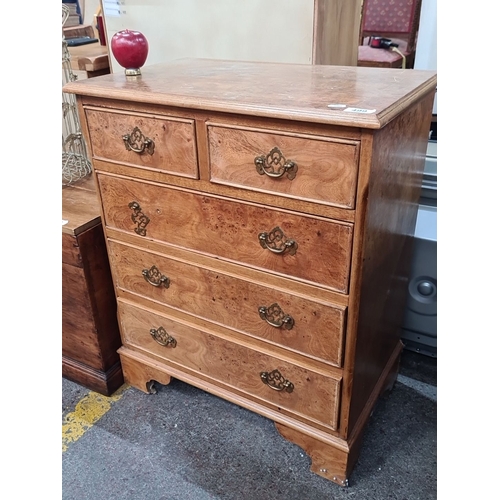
[344,107,376,114]
[327,104,347,109]
[62,219,68,226]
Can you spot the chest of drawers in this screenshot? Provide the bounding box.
[64,59,436,486]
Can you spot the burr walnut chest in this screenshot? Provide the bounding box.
[64,59,437,486]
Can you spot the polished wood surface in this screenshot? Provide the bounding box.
[64,59,437,129]
[97,174,354,293]
[85,107,198,178]
[207,124,359,208]
[62,177,123,395]
[344,92,435,433]
[68,59,436,486]
[118,299,342,429]
[107,239,346,366]
[67,41,110,77]
[62,176,100,236]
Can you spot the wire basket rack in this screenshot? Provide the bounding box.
[62,3,92,185]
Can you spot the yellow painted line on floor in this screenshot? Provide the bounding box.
[62,384,130,453]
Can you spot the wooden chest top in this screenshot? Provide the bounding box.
[63,58,437,129]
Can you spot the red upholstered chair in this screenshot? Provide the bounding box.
[357,0,422,69]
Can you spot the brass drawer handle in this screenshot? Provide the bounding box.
[258,303,294,330]
[122,126,155,155]
[128,201,150,236]
[260,369,294,393]
[258,226,297,255]
[254,146,297,180]
[150,326,177,348]
[142,265,170,288]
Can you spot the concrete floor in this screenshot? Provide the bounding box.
[62,349,436,500]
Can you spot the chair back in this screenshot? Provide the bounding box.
[361,0,422,52]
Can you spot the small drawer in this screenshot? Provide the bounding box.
[98,175,353,293]
[118,300,342,430]
[208,124,360,209]
[107,240,347,366]
[85,107,199,179]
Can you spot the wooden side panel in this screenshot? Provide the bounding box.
[77,225,123,370]
[62,224,122,372]
[98,175,354,293]
[345,91,434,433]
[62,262,102,368]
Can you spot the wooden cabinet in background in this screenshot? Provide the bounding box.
[62,177,123,395]
[64,59,436,485]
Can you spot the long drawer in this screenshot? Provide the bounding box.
[85,107,199,179]
[117,299,342,430]
[208,124,360,209]
[107,239,346,366]
[98,174,354,293]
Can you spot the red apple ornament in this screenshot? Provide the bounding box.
[111,29,149,76]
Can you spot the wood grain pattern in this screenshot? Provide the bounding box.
[98,174,354,293]
[105,228,350,307]
[117,299,341,429]
[107,239,346,366]
[119,351,172,394]
[208,124,359,209]
[62,177,101,237]
[68,58,437,484]
[62,232,82,267]
[118,346,347,445]
[62,182,123,396]
[85,107,198,179]
[92,157,357,223]
[275,423,351,487]
[64,59,437,129]
[344,92,434,434]
[62,224,123,395]
[313,0,363,66]
[62,262,102,364]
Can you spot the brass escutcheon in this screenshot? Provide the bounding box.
[150,326,177,348]
[258,303,294,330]
[128,201,150,236]
[254,147,297,180]
[142,265,170,288]
[122,126,155,155]
[260,369,294,393]
[258,226,297,255]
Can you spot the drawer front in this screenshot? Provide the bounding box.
[208,124,359,209]
[85,108,199,179]
[118,300,341,429]
[107,240,346,366]
[98,175,353,293]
